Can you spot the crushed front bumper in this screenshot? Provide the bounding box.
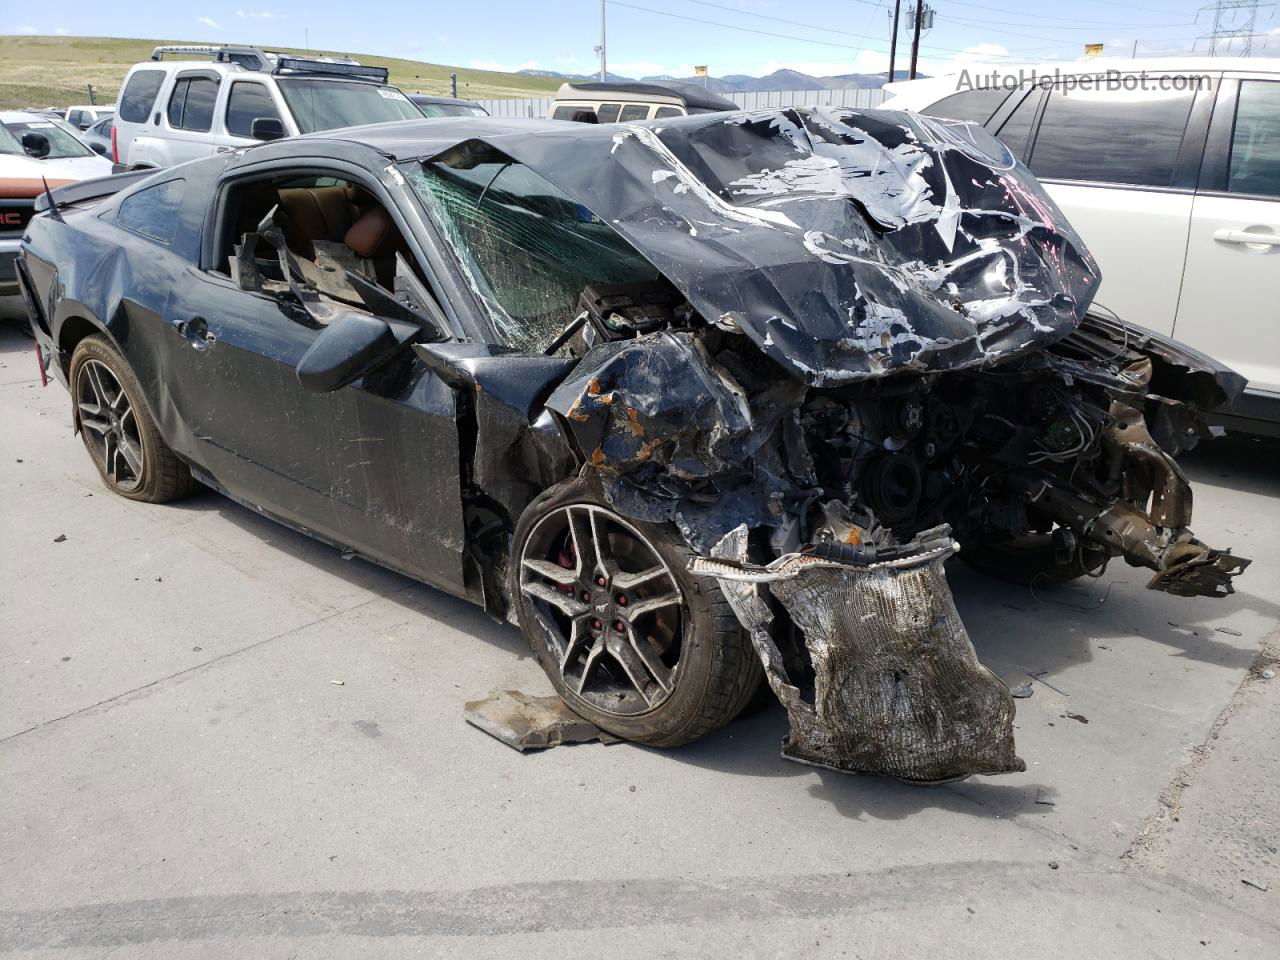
[691,526,1024,783]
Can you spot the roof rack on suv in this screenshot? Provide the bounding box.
[148,45,389,84]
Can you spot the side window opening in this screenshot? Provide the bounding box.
[923,88,1010,124]
[618,104,650,122]
[1227,80,1280,199]
[217,173,441,330]
[407,147,668,352]
[993,88,1040,160]
[117,179,185,245]
[226,82,281,138]
[654,106,683,119]
[1027,82,1197,188]
[167,75,219,132]
[596,102,622,123]
[119,69,165,124]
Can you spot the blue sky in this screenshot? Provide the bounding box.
[7,1,1272,78]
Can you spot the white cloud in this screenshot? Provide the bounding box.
[54,26,69,35]
[196,17,220,29]
[16,25,38,34]
[470,59,543,73]
[237,9,287,19]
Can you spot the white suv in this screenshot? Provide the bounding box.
[882,58,1280,436]
[113,45,422,171]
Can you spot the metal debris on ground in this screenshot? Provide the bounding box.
[1034,790,1057,806]
[1240,877,1269,892]
[1260,669,1276,681]
[1063,712,1089,724]
[1010,682,1035,699]
[52,534,66,543]
[464,690,621,752]
[329,679,345,686]
[1214,626,1243,637]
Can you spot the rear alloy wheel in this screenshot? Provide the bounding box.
[69,336,197,503]
[76,358,146,493]
[511,478,761,747]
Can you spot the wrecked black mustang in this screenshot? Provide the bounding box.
[19,109,1250,782]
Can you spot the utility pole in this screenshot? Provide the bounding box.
[1197,0,1274,56]
[597,0,608,81]
[909,2,923,79]
[888,0,902,83]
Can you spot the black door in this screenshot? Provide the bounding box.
[162,266,468,597]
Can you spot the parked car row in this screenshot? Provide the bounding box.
[0,111,112,296]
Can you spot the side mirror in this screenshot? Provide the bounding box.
[90,141,107,156]
[21,132,50,159]
[251,117,286,141]
[296,310,400,393]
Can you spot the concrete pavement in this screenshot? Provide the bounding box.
[1,320,1276,958]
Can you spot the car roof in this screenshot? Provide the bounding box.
[555,80,739,111]
[288,116,577,160]
[883,56,1280,102]
[0,111,51,123]
[409,95,482,107]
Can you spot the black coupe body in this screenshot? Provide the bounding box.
[19,110,1249,781]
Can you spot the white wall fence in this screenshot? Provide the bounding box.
[475,87,889,119]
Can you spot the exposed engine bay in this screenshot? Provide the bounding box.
[462,107,1253,781]
[537,290,1249,780]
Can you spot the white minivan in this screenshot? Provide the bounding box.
[112,45,422,172]
[882,58,1280,436]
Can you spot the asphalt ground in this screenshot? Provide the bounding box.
[1,317,1277,958]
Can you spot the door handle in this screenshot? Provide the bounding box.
[1212,228,1280,247]
[176,316,215,350]
[215,146,233,154]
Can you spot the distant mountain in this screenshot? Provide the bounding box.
[519,67,926,93]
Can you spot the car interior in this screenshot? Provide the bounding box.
[222,174,410,302]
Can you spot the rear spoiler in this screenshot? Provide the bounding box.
[33,169,156,214]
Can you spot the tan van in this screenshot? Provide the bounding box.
[548,80,739,123]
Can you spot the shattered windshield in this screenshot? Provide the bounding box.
[406,154,660,351]
[276,80,422,133]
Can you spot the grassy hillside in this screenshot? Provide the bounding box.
[0,34,559,109]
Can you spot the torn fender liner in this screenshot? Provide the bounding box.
[487,106,1099,385]
[695,526,1024,782]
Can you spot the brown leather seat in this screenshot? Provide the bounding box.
[276,185,361,259]
[344,205,399,258]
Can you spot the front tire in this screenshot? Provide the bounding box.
[69,335,197,503]
[510,477,761,747]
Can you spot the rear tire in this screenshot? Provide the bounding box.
[69,335,198,503]
[510,477,761,747]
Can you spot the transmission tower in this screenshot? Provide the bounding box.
[1197,0,1275,56]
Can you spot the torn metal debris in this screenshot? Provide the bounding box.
[695,525,1022,782]
[464,690,620,751]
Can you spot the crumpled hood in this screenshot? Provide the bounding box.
[486,106,1100,386]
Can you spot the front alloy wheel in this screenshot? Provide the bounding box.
[519,503,685,715]
[510,478,762,747]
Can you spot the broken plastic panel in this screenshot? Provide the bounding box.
[695,525,1023,782]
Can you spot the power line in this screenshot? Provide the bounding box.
[841,0,1198,27]
[608,1,1062,61]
